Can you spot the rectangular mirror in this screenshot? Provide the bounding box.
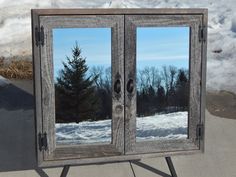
[136,27,190,141]
[53,28,112,145]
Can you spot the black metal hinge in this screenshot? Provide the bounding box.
[199,25,207,42]
[35,26,44,47]
[38,132,48,151]
[196,124,204,140]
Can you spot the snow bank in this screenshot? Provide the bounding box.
[231,18,236,33]
[56,111,187,145]
[56,119,111,145]
[0,0,235,92]
[136,111,187,141]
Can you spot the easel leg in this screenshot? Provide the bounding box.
[165,157,178,177]
[59,158,177,177]
[60,165,70,177]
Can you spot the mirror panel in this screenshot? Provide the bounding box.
[136,27,190,141]
[53,28,112,145]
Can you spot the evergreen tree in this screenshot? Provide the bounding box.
[147,85,156,115]
[156,86,166,111]
[175,69,189,110]
[55,42,98,123]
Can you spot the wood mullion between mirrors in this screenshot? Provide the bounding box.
[124,16,137,154]
[111,15,125,153]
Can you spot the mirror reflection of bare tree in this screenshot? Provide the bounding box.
[55,42,111,123]
[136,66,189,142]
[89,66,112,120]
[137,66,189,117]
[135,27,190,141]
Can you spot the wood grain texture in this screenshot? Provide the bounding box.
[39,15,125,162]
[124,16,137,154]
[48,144,122,160]
[32,10,44,165]
[188,17,202,146]
[132,139,198,154]
[39,149,202,167]
[200,10,208,152]
[40,22,55,159]
[40,16,120,28]
[124,14,203,155]
[32,9,207,167]
[111,15,125,153]
[32,8,208,16]
[126,14,202,27]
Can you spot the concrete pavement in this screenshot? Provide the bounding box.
[0,111,235,177]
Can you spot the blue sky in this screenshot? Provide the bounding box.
[53,27,189,78]
[137,27,189,69]
[53,28,111,78]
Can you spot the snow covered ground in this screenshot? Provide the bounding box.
[0,0,236,93]
[136,111,187,141]
[56,119,112,145]
[56,111,187,145]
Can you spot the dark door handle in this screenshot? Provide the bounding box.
[127,79,134,94]
[114,79,121,94]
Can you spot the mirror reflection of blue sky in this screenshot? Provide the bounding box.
[53,28,111,79]
[137,27,189,69]
[53,27,189,78]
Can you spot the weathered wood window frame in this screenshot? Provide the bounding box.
[125,14,205,154]
[32,9,207,167]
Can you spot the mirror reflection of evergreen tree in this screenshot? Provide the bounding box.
[175,69,189,111]
[55,42,99,123]
[156,85,166,111]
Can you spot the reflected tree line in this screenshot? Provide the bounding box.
[55,43,112,123]
[137,66,189,117]
[55,43,189,123]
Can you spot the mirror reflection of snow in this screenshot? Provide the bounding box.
[56,119,112,145]
[136,111,188,141]
[56,111,187,145]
